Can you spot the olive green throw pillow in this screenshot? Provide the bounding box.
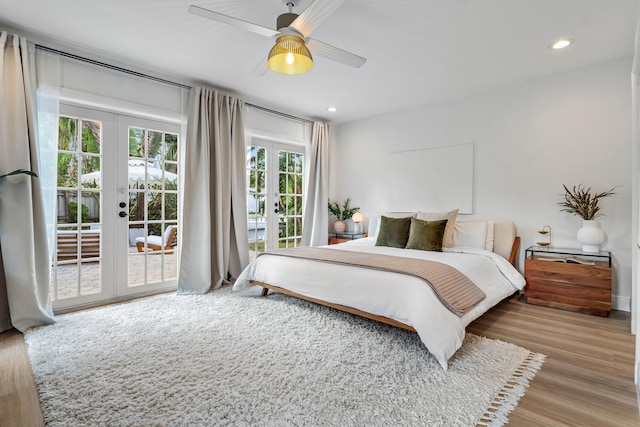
[375,216,412,248]
[405,218,448,252]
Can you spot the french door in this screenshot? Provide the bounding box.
[51,104,180,310]
[247,139,304,259]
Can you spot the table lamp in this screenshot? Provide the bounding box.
[352,212,363,233]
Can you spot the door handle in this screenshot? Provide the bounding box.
[119,211,127,218]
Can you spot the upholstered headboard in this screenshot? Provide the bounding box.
[489,221,517,261]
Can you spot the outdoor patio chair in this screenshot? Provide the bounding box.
[57,228,101,261]
[136,225,178,253]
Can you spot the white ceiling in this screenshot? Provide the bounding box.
[0,0,638,124]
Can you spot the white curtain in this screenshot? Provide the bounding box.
[0,32,55,332]
[178,87,249,294]
[301,121,330,246]
[35,49,61,262]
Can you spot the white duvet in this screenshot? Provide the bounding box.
[233,237,525,369]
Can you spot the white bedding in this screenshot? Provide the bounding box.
[233,237,525,369]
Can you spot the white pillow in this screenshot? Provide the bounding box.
[453,220,487,250]
[368,217,380,238]
[485,221,495,252]
[385,212,417,218]
[417,209,458,248]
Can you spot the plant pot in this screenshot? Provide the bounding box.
[577,219,605,253]
[333,220,346,233]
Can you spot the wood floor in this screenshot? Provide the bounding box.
[0,294,638,427]
[0,328,43,427]
[467,295,639,426]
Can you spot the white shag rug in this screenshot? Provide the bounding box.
[25,286,544,427]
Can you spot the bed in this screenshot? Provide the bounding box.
[233,214,525,369]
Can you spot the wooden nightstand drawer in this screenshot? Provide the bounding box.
[525,259,611,289]
[525,281,611,312]
[524,249,612,317]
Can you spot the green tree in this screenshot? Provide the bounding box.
[57,117,101,226]
[277,151,303,241]
[129,128,163,159]
[68,201,90,225]
[57,117,78,187]
[248,146,266,191]
[248,147,266,216]
[57,117,101,188]
[165,133,179,166]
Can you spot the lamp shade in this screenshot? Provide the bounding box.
[351,212,363,223]
[267,34,313,75]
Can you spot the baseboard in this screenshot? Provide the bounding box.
[612,295,631,312]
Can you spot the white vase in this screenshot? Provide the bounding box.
[576,219,605,253]
[334,220,346,233]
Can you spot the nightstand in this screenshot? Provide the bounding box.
[328,231,367,245]
[524,246,612,316]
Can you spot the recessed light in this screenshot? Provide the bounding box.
[327,106,338,112]
[549,39,573,50]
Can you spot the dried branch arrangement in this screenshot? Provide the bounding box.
[558,184,616,220]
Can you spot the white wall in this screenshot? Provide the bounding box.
[51,53,187,123]
[245,107,310,145]
[332,57,633,310]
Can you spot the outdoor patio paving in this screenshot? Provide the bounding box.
[53,247,178,300]
[53,244,261,300]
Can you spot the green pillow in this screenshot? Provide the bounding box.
[375,216,412,248]
[405,218,448,252]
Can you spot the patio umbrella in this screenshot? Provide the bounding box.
[81,160,178,223]
[80,160,177,187]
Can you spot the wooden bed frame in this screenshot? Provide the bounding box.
[253,237,520,332]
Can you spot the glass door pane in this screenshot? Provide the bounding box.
[246,140,304,259]
[52,111,110,307]
[119,117,180,295]
[247,145,267,260]
[277,149,304,249]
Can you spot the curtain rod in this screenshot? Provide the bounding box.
[36,44,192,90]
[248,104,314,125]
[35,44,314,125]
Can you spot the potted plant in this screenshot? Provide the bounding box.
[558,184,616,253]
[328,198,360,233]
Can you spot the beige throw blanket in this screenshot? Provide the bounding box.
[258,247,486,317]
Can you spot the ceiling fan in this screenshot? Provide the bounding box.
[188,0,367,75]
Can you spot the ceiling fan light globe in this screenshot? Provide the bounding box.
[267,34,313,75]
[285,53,295,65]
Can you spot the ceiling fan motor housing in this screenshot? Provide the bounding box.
[276,13,298,30]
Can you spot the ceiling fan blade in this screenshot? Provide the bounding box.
[290,0,346,37]
[251,55,270,76]
[188,5,280,38]
[306,38,366,68]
